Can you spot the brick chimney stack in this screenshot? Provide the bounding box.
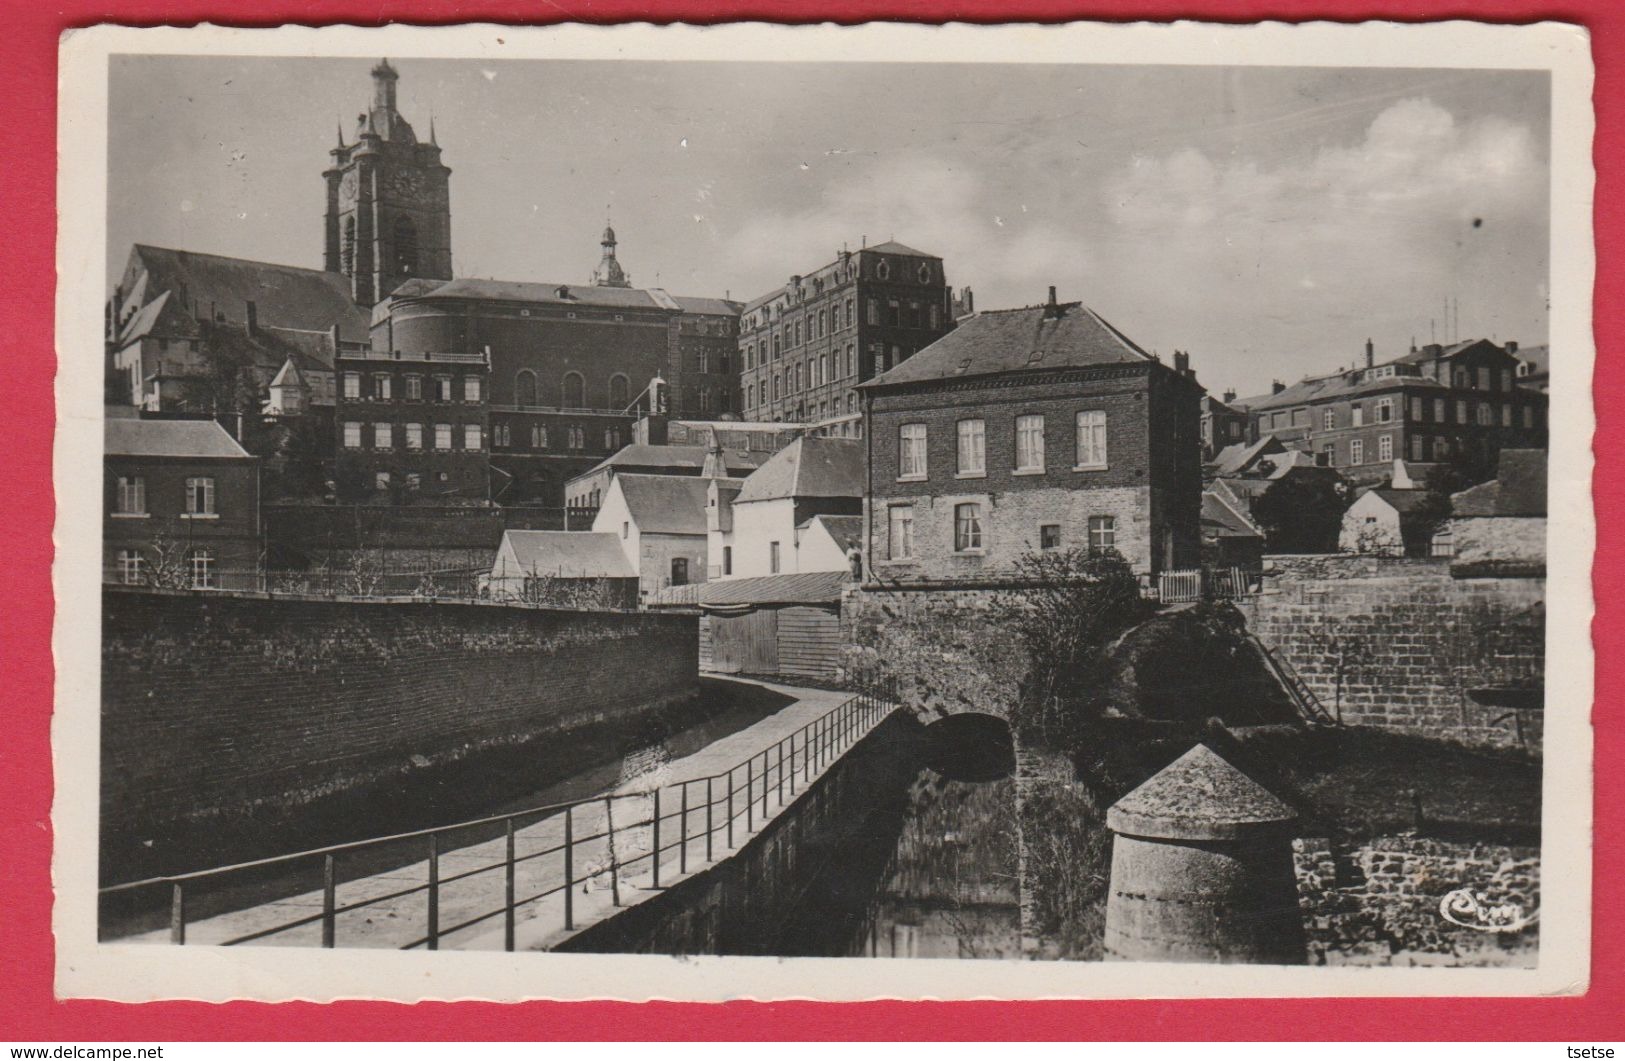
[245,300,258,337]
[1365,338,1374,369]
[1271,380,1286,394]
[1223,388,1237,404]
[1173,350,1190,375]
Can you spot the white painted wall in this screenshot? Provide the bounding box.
[1339,491,1404,556]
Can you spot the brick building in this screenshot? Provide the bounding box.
[332,347,490,501]
[861,289,1205,580]
[1200,390,1251,460]
[738,241,956,426]
[1235,338,1548,485]
[104,417,262,589]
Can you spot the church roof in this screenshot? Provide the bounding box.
[862,301,1155,390]
[120,245,368,342]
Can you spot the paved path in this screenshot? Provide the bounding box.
[127,678,890,952]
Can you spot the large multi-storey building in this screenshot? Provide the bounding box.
[1235,338,1548,485]
[862,288,1205,580]
[332,347,490,501]
[738,242,956,426]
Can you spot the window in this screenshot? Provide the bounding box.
[373,422,392,449]
[343,421,363,448]
[1477,403,1494,426]
[1457,400,1469,424]
[1016,414,1045,472]
[794,321,802,346]
[818,310,827,337]
[954,503,983,552]
[532,424,548,449]
[463,424,481,450]
[604,428,618,450]
[846,298,854,328]
[405,374,423,400]
[405,423,423,450]
[1350,438,1364,465]
[747,383,755,409]
[463,377,481,402]
[847,345,856,377]
[957,419,986,476]
[722,546,732,576]
[513,370,538,407]
[434,375,453,402]
[721,353,730,375]
[1376,398,1393,424]
[1075,410,1108,468]
[621,521,629,540]
[609,374,630,410]
[1378,434,1393,462]
[343,372,360,399]
[1411,435,1426,462]
[1322,408,1335,431]
[769,542,781,574]
[671,558,689,586]
[1318,442,1335,467]
[746,344,755,371]
[569,426,585,450]
[888,506,914,560]
[1352,405,1365,428]
[772,375,781,401]
[188,549,215,589]
[493,422,510,447]
[1523,406,1534,429]
[818,355,827,387]
[1434,398,1445,422]
[434,423,452,450]
[1501,369,1512,392]
[876,259,891,281]
[374,374,392,400]
[562,372,585,408]
[867,299,880,326]
[1040,524,1061,551]
[375,471,391,492]
[848,394,856,413]
[899,423,928,479]
[1411,397,1425,421]
[1087,515,1115,555]
[1502,404,1513,427]
[1478,366,1491,390]
[887,301,901,327]
[184,476,215,516]
[929,305,941,330]
[392,216,418,277]
[114,475,145,515]
[1292,408,1308,427]
[1435,437,1451,460]
[117,549,144,585]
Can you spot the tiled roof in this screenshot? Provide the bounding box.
[105,418,252,459]
[1452,449,1547,517]
[496,531,635,578]
[803,514,863,554]
[614,474,724,535]
[126,245,368,341]
[700,569,850,607]
[862,301,1154,390]
[735,436,864,504]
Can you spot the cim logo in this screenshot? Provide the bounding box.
[1438,887,1538,933]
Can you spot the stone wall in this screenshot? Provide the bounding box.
[1294,835,1540,967]
[1237,555,1544,751]
[101,588,698,839]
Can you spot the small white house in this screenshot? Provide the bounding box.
[594,472,738,598]
[488,530,636,603]
[709,435,864,580]
[1340,487,1438,557]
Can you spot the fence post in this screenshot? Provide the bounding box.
[727,769,735,849]
[652,788,662,889]
[760,751,769,818]
[679,783,689,875]
[504,818,516,952]
[705,777,714,862]
[777,742,785,807]
[426,833,440,951]
[563,805,574,931]
[322,854,336,949]
[804,727,811,784]
[746,757,755,833]
[170,883,186,946]
[605,797,621,908]
[790,733,799,796]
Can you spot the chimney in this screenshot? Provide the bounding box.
[1365,338,1374,369]
[1271,380,1286,395]
[1223,388,1237,404]
[245,300,258,336]
[1505,340,1519,354]
[329,323,341,355]
[1047,285,1057,306]
[1173,350,1190,375]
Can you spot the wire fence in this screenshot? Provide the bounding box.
[99,679,900,951]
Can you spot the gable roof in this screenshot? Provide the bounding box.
[863,301,1155,390]
[736,436,864,504]
[1452,449,1547,517]
[1209,435,1286,477]
[1392,337,1498,366]
[612,474,720,535]
[105,418,252,459]
[572,443,765,484]
[496,531,635,578]
[700,570,850,608]
[1244,367,1450,413]
[123,245,369,342]
[1368,488,1436,516]
[1201,486,1263,539]
[802,514,863,554]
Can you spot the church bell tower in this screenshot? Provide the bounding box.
[323,59,453,306]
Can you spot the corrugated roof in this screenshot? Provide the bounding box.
[614,474,720,535]
[736,436,864,504]
[700,569,850,607]
[803,514,863,554]
[861,301,1154,390]
[497,531,635,578]
[105,418,252,459]
[1452,449,1547,517]
[127,245,368,341]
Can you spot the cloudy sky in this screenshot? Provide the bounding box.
[108,56,1549,398]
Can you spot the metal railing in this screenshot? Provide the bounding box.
[100,679,899,951]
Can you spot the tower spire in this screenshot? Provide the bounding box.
[593,214,631,288]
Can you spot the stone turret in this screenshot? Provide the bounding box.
[1104,743,1306,964]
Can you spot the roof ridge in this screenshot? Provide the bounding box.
[135,244,341,279]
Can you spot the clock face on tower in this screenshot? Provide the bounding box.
[385,168,430,199]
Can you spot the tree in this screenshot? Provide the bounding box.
[1253,472,1350,553]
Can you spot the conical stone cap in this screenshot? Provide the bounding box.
[1106,743,1297,841]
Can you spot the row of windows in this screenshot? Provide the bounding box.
[898,412,1109,481]
[115,547,217,588]
[343,421,482,451]
[1320,431,1503,465]
[741,258,939,330]
[885,505,1116,559]
[743,300,942,368]
[112,475,216,517]
[689,350,732,375]
[490,423,610,451]
[514,371,629,410]
[342,371,482,403]
[1266,395,1542,433]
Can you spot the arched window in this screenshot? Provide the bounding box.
[514,370,538,407]
[562,372,585,409]
[608,374,630,410]
[747,383,755,409]
[342,217,357,275]
[392,216,418,277]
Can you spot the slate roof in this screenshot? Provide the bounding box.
[671,295,745,317]
[863,240,939,259]
[1516,344,1550,380]
[1201,488,1262,539]
[862,301,1155,390]
[735,436,864,504]
[614,474,728,535]
[496,531,635,578]
[1243,366,1450,413]
[1369,488,1436,516]
[105,418,252,459]
[575,444,765,480]
[1393,338,1491,366]
[1451,449,1547,517]
[700,569,850,608]
[121,245,369,342]
[1106,744,1296,841]
[387,278,739,319]
[803,514,863,554]
[1209,435,1286,478]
